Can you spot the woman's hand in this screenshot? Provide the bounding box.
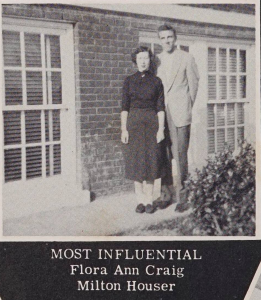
[121,130,129,144]
[157,129,165,143]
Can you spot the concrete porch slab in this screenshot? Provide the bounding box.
[3,191,191,236]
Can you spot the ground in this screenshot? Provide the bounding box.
[3,192,191,236]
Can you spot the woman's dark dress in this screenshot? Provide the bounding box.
[122,70,166,182]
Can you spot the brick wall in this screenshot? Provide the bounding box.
[2,4,255,197]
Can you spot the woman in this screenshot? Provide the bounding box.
[121,46,166,214]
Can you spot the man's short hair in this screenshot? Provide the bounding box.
[157,24,177,39]
[131,46,153,64]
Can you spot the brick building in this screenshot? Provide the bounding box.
[1,4,257,218]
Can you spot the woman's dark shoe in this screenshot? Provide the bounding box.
[145,204,156,214]
[135,203,145,213]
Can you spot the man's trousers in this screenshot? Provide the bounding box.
[163,106,191,189]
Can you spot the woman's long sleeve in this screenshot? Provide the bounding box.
[122,77,130,112]
[156,79,165,112]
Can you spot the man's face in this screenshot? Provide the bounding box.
[158,30,176,53]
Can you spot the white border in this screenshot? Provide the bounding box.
[244,262,261,300]
[0,0,260,242]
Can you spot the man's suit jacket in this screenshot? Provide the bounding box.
[157,49,200,127]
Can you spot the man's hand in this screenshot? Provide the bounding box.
[121,130,129,144]
[157,129,165,143]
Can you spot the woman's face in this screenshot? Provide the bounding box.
[136,51,150,72]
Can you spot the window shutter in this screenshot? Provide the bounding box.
[229,76,237,99]
[180,45,189,52]
[26,146,42,179]
[25,33,42,67]
[4,111,21,145]
[208,48,216,72]
[239,76,246,99]
[3,30,21,66]
[219,76,227,100]
[52,110,61,141]
[227,103,235,125]
[207,46,247,155]
[207,130,215,154]
[4,149,22,182]
[217,129,225,152]
[46,35,61,68]
[3,27,64,183]
[237,103,244,124]
[46,145,50,177]
[51,72,62,104]
[229,49,237,72]
[239,50,246,72]
[25,111,42,144]
[219,48,227,72]
[207,104,215,127]
[154,43,162,55]
[54,144,61,175]
[208,75,216,100]
[227,128,235,150]
[4,70,23,105]
[26,71,43,105]
[217,104,225,126]
[237,127,244,141]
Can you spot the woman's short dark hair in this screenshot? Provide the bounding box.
[131,46,153,64]
[158,24,177,39]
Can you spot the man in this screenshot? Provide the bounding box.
[156,24,200,212]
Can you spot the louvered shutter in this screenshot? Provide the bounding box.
[227,128,235,150]
[237,103,244,124]
[207,47,247,154]
[4,70,23,105]
[207,104,215,127]
[208,48,216,72]
[25,33,42,67]
[208,76,216,100]
[3,29,63,182]
[219,76,227,100]
[4,149,22,182]
[26,71,43,105]
[229,49,237,72]
[239,50,246,72]
[207,130,215,154]
[217,104,225,127]
[3,112,21,145]
[3,30,21,66]
[219,48,227,72]
[239,76,246,99]
[227,104,235,125]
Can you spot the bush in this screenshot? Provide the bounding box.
[179,141,255,236]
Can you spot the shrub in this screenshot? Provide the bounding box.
[179,141,255,236]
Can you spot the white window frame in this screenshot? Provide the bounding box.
[2,17,77,185]
[207,42,251,154]
[139,31,192,53]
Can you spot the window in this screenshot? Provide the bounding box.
[139,31,190,56]
[139,41,190,55]
[2,29,62,182]
[207,46,247,154]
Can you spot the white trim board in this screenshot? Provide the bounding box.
[74,3,255,28]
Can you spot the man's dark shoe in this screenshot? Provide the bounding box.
[175,202,190,213]
[145,204,156,214]
[158,200,172,209]
[135,203,145,213]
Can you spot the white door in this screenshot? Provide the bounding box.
[2,18,80,219]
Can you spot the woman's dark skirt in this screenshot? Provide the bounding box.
[123,108,166,183]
